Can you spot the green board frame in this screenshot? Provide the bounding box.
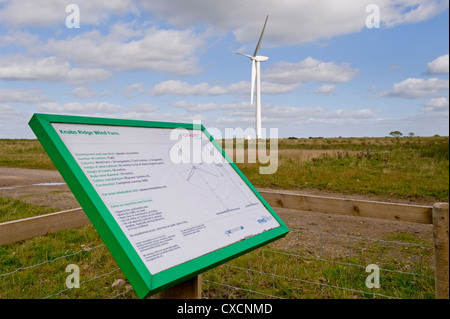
[29,113,289,298]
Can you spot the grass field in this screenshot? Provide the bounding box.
[226,136,449,203]
[0,139,56,170]
[0,136,446,298]
[1,136,448,202]
[0,197,435,299]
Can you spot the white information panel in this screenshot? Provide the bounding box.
[53,123,280,274]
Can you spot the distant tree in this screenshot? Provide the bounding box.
[389,131,403,137]
[408,132,415,137]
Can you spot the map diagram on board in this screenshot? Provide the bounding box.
[170,140,260,216]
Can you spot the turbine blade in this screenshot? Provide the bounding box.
[253,15,269,57]
[236,52,253,59]
[251,59,256,105]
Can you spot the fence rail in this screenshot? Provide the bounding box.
[0,190,437,246]
[259,190,433,224]
[0,207,89,245]
[0,191,448,299]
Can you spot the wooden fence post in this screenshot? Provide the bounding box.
[433,203,449,299]
[150,275,202,299]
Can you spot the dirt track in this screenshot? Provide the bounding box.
[0,167,434,245]
[0,167,64,188]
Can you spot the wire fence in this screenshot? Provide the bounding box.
[203,228,435,299]
[0,224,435,299]
[0,243,135,299]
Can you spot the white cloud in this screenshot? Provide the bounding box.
[0,56,113,84]
[126,79,298,97]
[172,101,261,114]
[377,77,449,99]
[315,84,336,96]
[125,103,159,113]
[70,87,100,99]
[0,21,204,76]
[151,80,250,96]
[172,101,227,113]
[37,101,121,114]
[380,0,449,28]
[0,88,52,103]
[121,103,159,119]
[172,99,379,122]
[0,104,30,135]
[123,83,147,97]
[427,54,449,75]
[0,103,26,119]
[422,96,449,112]
[0,0,138,27]
[139,0,448,46]
[261,82,301,95]
[265,57,359,84]
[0,30,39,48]
[152,80,228,96]
[128,57,356,98]
[43,26,204,75]
[0,0,67,27]
[0,0,447,46]
[243,105,378,120]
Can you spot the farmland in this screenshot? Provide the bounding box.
[1,136,448,203]
[224,136,449,203]
[0,136,447,299]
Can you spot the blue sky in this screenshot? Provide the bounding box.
[0,0,448,139]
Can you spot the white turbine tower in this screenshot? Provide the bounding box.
[237,15,269,139]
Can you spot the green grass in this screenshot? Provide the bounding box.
[0,235,134,299]
[0,204,135,299]
[1,137,448,202]
[203,241,435,299]
[223,136,449,203]
[0,196,136,298]
[0,197,55,223]
[0,197,435,299]
[0,137,444,298]
[0,139,55,170]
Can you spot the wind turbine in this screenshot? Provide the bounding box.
[236,15,269,139]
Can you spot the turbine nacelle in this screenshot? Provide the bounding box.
[236,53,269,63]
[254,56,269,62]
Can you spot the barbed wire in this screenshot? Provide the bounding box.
[207,264,400,299]
[43,267,122,299]
[0,244,132,299]
[292,228,433,248]
[259,248,433,279]
[0,225,434,299]
[202,228,433,299]
[203,279,284,299]
[0,244,105,279]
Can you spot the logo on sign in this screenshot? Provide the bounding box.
[225,226,244,236]
[257,216,272,224]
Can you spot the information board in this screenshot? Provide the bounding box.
[29,113,289,298]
